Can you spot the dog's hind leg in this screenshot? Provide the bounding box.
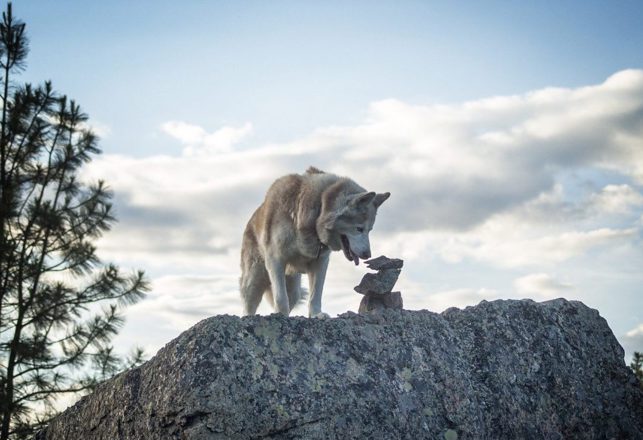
[265,258,290,315]
[240,260,270,316]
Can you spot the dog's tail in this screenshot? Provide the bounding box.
[286,275,309,312]
[263,283,308,313]
[290,282,309,309]
[295,286,309,305]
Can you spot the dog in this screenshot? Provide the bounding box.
[240,167,390,318]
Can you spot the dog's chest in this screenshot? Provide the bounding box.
[284,250,328,275]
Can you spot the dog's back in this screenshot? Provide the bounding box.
[244,170,339,249]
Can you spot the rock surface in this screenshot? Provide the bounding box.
[36,299,643,440]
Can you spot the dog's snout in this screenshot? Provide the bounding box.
[361,250,371,259]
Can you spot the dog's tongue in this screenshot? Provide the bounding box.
[353,253,359,266]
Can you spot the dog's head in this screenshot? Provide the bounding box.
[324,191,390,265]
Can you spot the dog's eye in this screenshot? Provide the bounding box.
[357,227,364,233]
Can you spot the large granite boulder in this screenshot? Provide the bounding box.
[36,299,643,439]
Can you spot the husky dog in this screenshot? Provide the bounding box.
[240,167,390,318]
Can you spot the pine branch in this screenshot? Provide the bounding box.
[7,83,56,182]
[14,310,123,386]
[13,382,95,405]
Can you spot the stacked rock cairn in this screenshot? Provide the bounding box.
[354,255,404,314]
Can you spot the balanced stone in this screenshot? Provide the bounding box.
[354,269,401,295]
[358,291,403,313]
[364,256,403,271]
[354,256,403,295]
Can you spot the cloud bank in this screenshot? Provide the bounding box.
[86,70,643,356]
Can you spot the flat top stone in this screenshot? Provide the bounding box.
[365,255,403,270]
[354,269,401,295]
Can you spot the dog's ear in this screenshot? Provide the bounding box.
[373,192,390,208]
[350,191,376,207]
[321,208,346,229]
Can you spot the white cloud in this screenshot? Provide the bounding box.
[86,120,112,138]
[621,324,643,361]
[514,273,574,300]
[88,68,643,229]
[161,121,253,155]
[134,274,242,327]
[625,324,643,339]
[160,121,206,145]
[589,184,643,214]
[433,225,638,268]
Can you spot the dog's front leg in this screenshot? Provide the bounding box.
[308,254,330,319]
[266,258,290,315]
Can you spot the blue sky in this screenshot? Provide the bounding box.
[12,1,643,364]
[19,1,643,154]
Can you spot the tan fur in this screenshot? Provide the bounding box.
[240,167,390,317]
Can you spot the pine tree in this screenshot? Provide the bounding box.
[0,4,149,439]
[631,352,643,388]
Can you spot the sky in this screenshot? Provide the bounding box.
[11,1,643,362]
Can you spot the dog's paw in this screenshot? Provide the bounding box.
[310,311,330,319]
